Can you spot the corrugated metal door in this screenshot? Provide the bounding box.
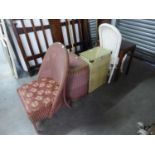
[88,19,97,47]
[117,19,155,56]
[88,19,114,48]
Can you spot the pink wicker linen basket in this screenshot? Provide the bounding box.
[66,53,89,101]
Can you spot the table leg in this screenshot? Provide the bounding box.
[114,59,122,81]
[125,46,136,75]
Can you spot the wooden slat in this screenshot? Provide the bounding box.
[12,19,78,25]
[20,20,38,66]
[77,19,84,51]
[66,41,83,51]
[26,41,83,61]
[65,19,72,51]
[48,19,64,43]
[30,19,43,54]
[11,20,31,70]
[16,25,50,34]
[61,19,78,25]
[71,20,77,52]
[40,19,49,48]
[27,52,45,61]
[30,64,41,70]
[81,19,90,50]
[13,19,79,34]
[11,19,91,74]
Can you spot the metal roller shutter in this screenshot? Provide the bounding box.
[116,19,155,62]
[88,19,97,47]
[88,19,115,48]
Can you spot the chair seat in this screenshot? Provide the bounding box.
[17,78,59,114]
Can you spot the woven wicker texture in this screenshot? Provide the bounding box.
[67,53,89,101]
[17,43,69,124]
[80,47,111,93]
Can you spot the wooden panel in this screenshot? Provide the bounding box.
[15,25,51,34]
[71,20,77,52]
[48,19,64,43]
[30,19,43,54]
[81,19,91,51]
[11,19,91,74]
[11,20,31,70]
[77,19,84,51]
[65,19,72,51]
[97,19,111,27]
[62,19,90,53]
[13,20,79,34]
[40,19,48,49]
[26,52,45,61]
[20,20,38,66]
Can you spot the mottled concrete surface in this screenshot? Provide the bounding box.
[0,75,36,134]
[0,58,155,135]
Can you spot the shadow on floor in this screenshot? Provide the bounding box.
[39,58,155,135]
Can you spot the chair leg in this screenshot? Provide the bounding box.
[108,66,115,84]
[65,100,72,108]
[32,120,45,134]
[63,84,72,108]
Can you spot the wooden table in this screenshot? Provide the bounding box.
[115,40,136,80]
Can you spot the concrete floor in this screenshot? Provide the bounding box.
[0,58,155,135]
[0,44,12,80]
[0,75,36,134]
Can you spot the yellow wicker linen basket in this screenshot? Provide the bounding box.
[80,47,111,93]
